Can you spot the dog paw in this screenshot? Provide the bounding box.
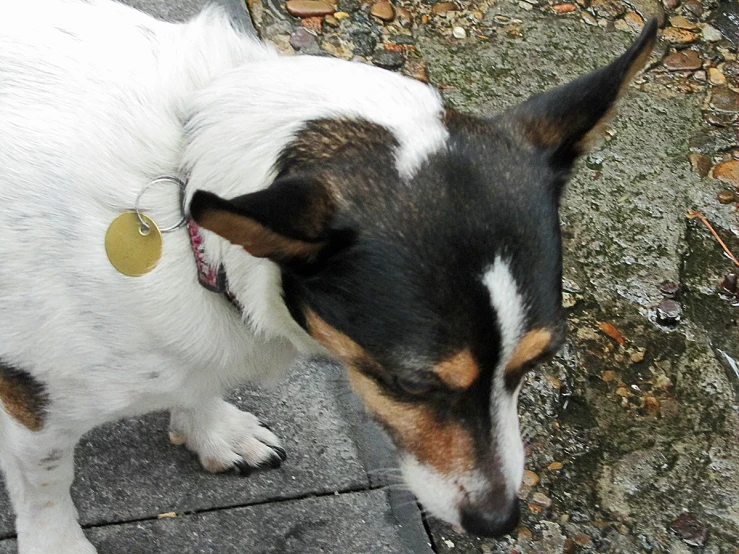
[169,402,286,475]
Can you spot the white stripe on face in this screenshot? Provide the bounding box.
[483,257,526,496]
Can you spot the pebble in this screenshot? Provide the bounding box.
[656,299,681,325]
[660,281,680,298]
[452,26,467,38]
[708,67,727,85]
[661,0,679,8]
[702,24,723,42]
[602,369,618,382]
[285,0,335,18]
[523,469,540,487]
[518,526,534,541]
[630,349,646,363]
[372,50,404,69]
[553,3,578,13]
[370,1,395,22]
[693,69,707,81]
[624,12,645,30]
[395,7,413,28]
[301,16,323,33]
[582,11,598,24]
[717,190,736,204]
[709,87,738,112]
[405,59,428,82]
[663,49,702,70]
[644,394,660,415]
[681,0,703,17]
[719,273,738,295]
[622,0,665,27]
[532,492,552,508]
[660,27,698,43]
[519,1,534,11]
[669,15,699,30]
[334,11,350,20]
[289,28,317,49]
[712,160,739,182]
[670,513,707,547]
[590,0,625,19]
[548,461,564,471]
[432,2,457,15]
[324,14,339,26]
[688,152,712,176]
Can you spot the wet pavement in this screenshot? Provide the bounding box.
[1,0,737,552]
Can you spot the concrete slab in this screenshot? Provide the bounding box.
[0,361,367,535]
[0,488,432,554]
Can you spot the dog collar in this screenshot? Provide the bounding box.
[187,220,243,313]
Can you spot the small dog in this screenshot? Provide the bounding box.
[0,1,656,552]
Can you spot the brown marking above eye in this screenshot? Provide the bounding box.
[305,311,475,474]
[433,349,479,389]
[504,329,553,388]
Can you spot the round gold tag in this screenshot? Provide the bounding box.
[105,212,163,277]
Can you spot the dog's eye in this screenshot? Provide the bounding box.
[394,376,437,397]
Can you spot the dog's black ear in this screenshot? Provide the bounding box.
[508,18,657,171]
[190,176,335,263]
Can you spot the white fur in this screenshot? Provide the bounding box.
[400,456,486,527]
[0,1,448,552]
[483,258,526,497]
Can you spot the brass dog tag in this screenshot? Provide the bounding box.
[105,212,162,277]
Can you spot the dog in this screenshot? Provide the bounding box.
[0,1,656,551]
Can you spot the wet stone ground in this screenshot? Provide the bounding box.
[251,0,738,552]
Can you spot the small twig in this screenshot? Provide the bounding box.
[686,209,739,268]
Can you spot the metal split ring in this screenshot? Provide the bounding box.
[134,176,187,234]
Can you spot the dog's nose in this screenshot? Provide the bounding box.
[460,498,521,537]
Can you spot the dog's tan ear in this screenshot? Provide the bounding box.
[190,176,335,263]
[508,18,657,171]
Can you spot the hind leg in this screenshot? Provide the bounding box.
[0,415,95,554]
[169,397,286,475]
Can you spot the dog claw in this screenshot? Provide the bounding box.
[232,459,254,476]
[169,431,186,446]
[270,445,287,462]
[258,454,283,470]
[258,420,273,432]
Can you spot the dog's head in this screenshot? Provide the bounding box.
[190,23,655,537]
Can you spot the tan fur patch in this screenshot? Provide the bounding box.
[347,368,474,474]
[306,311,474,474]
[197,209,325,262]
[433,349,479,389]
[0,369,47,431]
[505,329,553,377]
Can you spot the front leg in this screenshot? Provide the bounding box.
[0,417,95,554]
[169,398,286,475]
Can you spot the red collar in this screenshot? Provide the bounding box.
[188,220,243,312]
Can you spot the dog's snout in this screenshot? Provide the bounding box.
[460,498,521,538]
